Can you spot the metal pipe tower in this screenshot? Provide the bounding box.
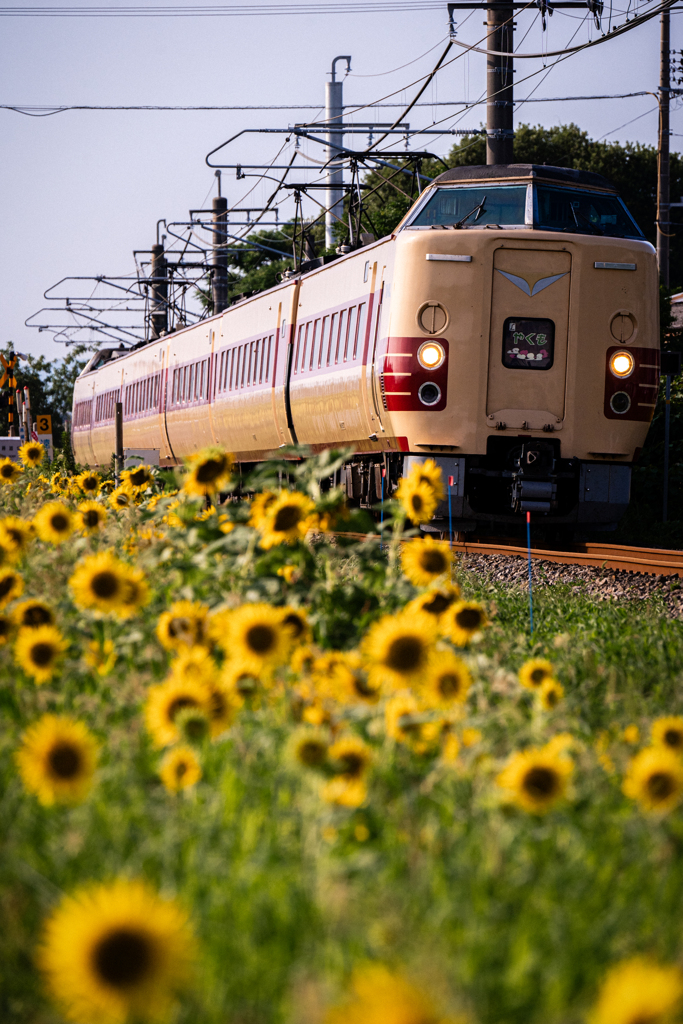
[325,55,351,250]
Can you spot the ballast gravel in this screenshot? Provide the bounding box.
[458,552,683,617]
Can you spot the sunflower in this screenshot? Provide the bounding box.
[119,566,150,618]
[248,490,278,530]
[156,601,209,652]
[18,440,45,467]
[651,716,683,754]
[406,582,461,622]
[15,624,67,684]
[85,638,116,677]
[419,652,472,708]
[395,477,439,525]
[328,734,372,778]
[16,714,98,805]
[0,568,23,608]
[497,741,573,814]
[50,471,68,494]
[0,515,33,557]
[122,465,154,492]
[327,650,381,705]
[169,646,217,689]
[204,678,237,738]
[75,469,101,496]
[322,775,368,808]
[623,746,683,813]
[144,676,211,748]
[589,957,683,1024]
[622,724,640,745]
[182,446,232,497]
[111,484,137,510]
[174,705,211,744]
[70,551,134,616]
[258,491,317,548]
[518,657,555,691]
[221,662,265,701]
[400,537,452,587]
[76,500,107,534]
[280,605,310,644]
[539,677,564,710]
[288,727,330,770]
[462,727,482,747]
[159,746,202,792]
[0,457,22,485]
[442,600,488,646]
[13,598,55,629]
[326,964,449,1024]
[33,501,74,544]
[385,692,421,744]
[39,878,195,1024]
[362,610,436,689]
[225,603,291,672]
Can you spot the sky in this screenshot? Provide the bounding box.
[0,0,680,363]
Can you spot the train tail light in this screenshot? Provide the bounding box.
[609,350,635,378]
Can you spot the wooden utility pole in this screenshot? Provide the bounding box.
[657,6,671,286]
[486,4,515,164]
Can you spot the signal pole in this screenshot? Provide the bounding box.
[657,6,671,286]
[325,55,351,250]
[486,4,514,165]
[212,171,228,314]
[150,242,168,338]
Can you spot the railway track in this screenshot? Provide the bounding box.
[333,532,683,577]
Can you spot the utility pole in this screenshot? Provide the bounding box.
[212,172,229,314]
[325,55,351,250]
[486,4,514,165]
[657,6,671,286]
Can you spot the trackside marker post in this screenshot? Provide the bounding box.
[526,511,534,634]
[380,466,385,549]
[448,475,454,547]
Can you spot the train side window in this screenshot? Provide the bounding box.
[335,310,346,363]
[200,360,205,399]
[294,325,303,373]
[502,317,555,370]
[254,340,260,384]
[171,371,177,405]
[219,351,225,392]
[228,350,234,390]
[242,346,248,388]
[247,343,253,386]
[265,336,272,381]
[327,313,337,366]
[189,364,195,401]
[310,319,321,371]
[299,323,309,372]
[344,307,357,362]
[353,303,366,360]
[318,316,328,368]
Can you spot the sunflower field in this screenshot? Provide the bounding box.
[2,441,683,1024]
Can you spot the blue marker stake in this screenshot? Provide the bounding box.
[526,510,534,634]
[380,466,385,549]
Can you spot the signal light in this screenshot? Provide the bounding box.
[609,350,635,378]
[417,341,445,369]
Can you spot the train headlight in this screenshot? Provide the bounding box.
[609,350,635,378]
[418,341,445,370]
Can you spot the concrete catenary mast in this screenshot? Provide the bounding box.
[325,55,352,251]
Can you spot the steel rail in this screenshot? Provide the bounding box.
[329,532,683,577]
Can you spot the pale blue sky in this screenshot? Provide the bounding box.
[0,1,678,361]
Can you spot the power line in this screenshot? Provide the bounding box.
[0,2,446,15]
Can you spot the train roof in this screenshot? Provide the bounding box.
[432,163,617,192]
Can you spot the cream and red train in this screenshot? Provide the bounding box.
[72,163,659,533]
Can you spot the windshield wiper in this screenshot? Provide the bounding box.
[569,204,604,235]
[454,195,487,229]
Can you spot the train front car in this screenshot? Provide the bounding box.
[384,163,658,536]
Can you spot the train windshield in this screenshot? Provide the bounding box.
[535,186,643,238]
[411,186,527,228]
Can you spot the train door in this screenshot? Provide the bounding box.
[274,283,300,446]
[486,247,571,431]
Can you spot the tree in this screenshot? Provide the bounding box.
[0,346,89,442]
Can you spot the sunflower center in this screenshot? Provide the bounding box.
[246,623,277,655]
[410,494,424,512]
[195,458,225,484]
[455,608,483,631]
[422,593,453,615]
[209,690,227,719]
[419,550,448,574]
[24,606,51,627]
[168,616,192,639]
[1,465,15,478]
[339,752,365,777]
[7,529,22,545]
[0,575,16,599]
[50,514,69,533]
[91,571,120,599]
[175,761,188,779]
[647,771,676,801]
[31,642,56,667]
[92,928,153,988]
[438,672,461,698]
[352,674,376,698]
[83,510,100,528]
[0,617,10,638]
[298,740,327,767]
[283,612,304,638]
[522,766,559,799]
[273,505,302,532]
[168,696,198,720]
[530,668,546,686]
[545,688,560,707]
[129,469,147,487]
[386,635,424,673]
[664,729,683,749]
[84,477,97,490]
[48,742,82,779]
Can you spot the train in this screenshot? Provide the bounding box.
[72,162,659,535]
